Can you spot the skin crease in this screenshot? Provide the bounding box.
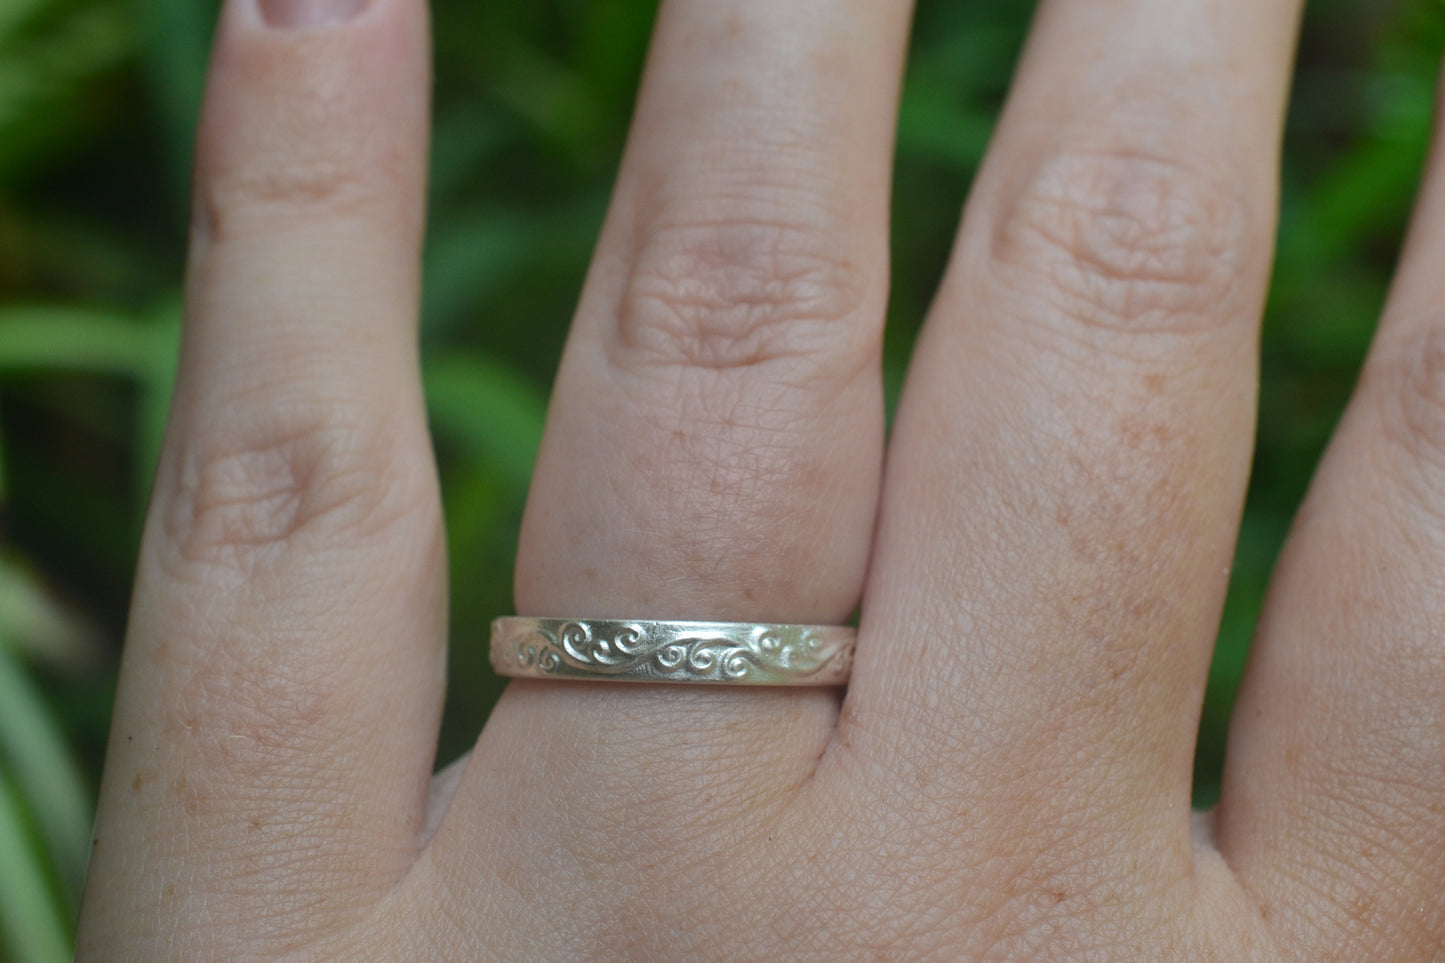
[73,0,1445,959]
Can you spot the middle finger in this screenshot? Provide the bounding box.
[851,0,1301,917]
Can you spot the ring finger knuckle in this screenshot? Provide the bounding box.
[612,216,878,375]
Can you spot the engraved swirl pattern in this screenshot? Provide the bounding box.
[494,619,853,685]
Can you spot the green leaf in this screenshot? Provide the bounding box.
[895,89,994,172]
[0,0,138,180]
[0,553,95,669]
[0,305,167,379]
[424,353,547,493]
[422,210,544,341]
[485,40,609,163]
[0,762,72,963]
[132,299,182,507]
[428,105,514,201]
[0,0,51,46]
[0,623,93,904]
[137,0,214,211]
[421,196,604,342]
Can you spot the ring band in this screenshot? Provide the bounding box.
[490,617,855,686]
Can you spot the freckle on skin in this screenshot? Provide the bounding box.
[1349,892,1375,926]
[171,773,203,816]
[718,12,744,43]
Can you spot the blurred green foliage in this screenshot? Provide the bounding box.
[0,0,1438,957]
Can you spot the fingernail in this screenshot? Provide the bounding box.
[258,0,368,28]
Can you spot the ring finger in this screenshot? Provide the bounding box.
[422,0,912,955]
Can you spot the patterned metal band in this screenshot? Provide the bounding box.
[490,617,855,686]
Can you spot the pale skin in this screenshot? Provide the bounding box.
[72,0,1445,957]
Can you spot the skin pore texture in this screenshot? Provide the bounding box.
[75,0,1445,959]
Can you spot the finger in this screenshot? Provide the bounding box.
[1216,70,1445,961]
[851,0,1298,894]
[423,0,911,952]
[79,0,440,952]
[516,0,907,623]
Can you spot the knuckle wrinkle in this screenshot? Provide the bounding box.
[990,149,1253,338]
[194,68,409,244]
[160,413,426,576]
[615,218,874,372]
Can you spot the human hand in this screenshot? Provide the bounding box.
[75,0,1445,958]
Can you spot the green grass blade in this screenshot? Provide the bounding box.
[0,554,94,669]
[0,637,92,904]
[0,2,139,179]
[133,300,182,511]
[0,0,56,48]
[0,306,164,379]
[0,763,72,963]
[138,0,214,213]
[423,354,546,492]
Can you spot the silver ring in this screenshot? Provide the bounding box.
[490,617,855,686]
